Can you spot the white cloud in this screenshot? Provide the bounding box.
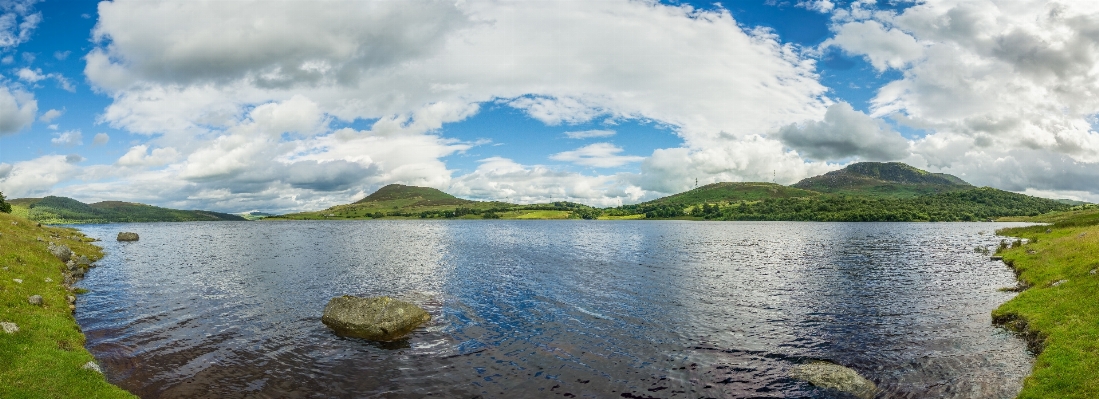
[0,155,80,198]
[448,157,641,206]
[67,0,833,209]
[822,20,924,71]
[564,129,616,139]
[843,0,1099,193]
[15,67,76,92]
[51,130,82,146]
[0,84,35,135]
[92,132,109,145]
[550,143,645,168]
[775,102,910,161]
[0,0,41,49]
[53,50,70,60]
[117,144,180,167]
[39,107,62,122]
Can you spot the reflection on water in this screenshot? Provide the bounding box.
[74,221,1032,398]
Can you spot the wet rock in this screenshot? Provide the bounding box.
[82,361,102,374]
[28,295,43,306]
[321,295,430,341]
[48,243,72,262]
[790,362,877,399]
[1,321,17,334]
[1052,279,1068,287]
[72,268,85,278]
[991,256,1003,261]
[117,232,139,241]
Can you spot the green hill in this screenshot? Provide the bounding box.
[640,182,818,207]
[792,162,971,197]
[10,196,246,224]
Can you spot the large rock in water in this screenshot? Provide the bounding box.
[117,232,139,241]
[321,296,430,341]
[790,362,877,399]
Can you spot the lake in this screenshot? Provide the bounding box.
[73,220,1033,398]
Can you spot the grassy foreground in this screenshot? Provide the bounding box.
[994,206,1099,398]
[0,211,134,398]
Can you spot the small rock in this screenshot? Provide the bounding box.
[1090,269,1096,275]
[321,295,431,341]
[28,295,43,306]
[1052,279,1068,287]
[82,361,102,374]
[117,232,139,242]
[36,223,41,227]
[67,295,76,304]
[36,237,43,242]
[790,362,877,399]
[66,260,77,271]
[44,277,53,283]
[1046,228,1052,233]
[69,304,76,311]
[1080,233,1088,238]
[1026,249,1037,254]
[1,321,18,334]
[12,278,22,284]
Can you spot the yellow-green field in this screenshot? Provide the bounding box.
[0,211,134,398]
[994,206,1099,398]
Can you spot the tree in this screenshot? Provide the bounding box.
[0,192,10,213]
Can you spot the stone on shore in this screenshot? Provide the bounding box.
[28,295,43,306]
[321,295,430,341]
[82,361,102,374]
[790,361,877,399]
[75,255,92,267]
[48,243,72,262]
[1,321,18,334]
[117,232,139,241]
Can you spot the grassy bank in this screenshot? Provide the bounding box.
[0,211,134,398]
[993,206,1099,398]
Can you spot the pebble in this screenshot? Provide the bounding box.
[1052,279,1069,287]
[82,361,102,374]
[44,277,53,283]
[1,321,17,334]
[12,278,22,284]
[28,295,43,306]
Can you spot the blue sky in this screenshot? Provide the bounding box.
[2,0,1099,212]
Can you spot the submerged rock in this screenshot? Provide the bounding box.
[48,243,72,262]
[1,321,17,334]
[117,232,139,241]
[321,295,430,341]
[790,361,877,399]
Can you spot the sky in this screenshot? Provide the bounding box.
[2,0,1099,213]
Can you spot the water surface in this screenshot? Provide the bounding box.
[75,221,1033,398]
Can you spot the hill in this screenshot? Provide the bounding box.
[10,196,246,224]
[792,162,971,197]
[275,184,600,220]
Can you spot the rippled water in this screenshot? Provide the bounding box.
[74,221,1033,398]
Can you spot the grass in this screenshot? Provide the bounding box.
[0,211,134,398]
[511,210,571,219]
[993,206,1099,398]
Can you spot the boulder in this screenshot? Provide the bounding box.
[28,295,43,306]
[790,362,877,399]
[75,255,92,267]
[117,232,139,241]
[1,322,17,334]
[48,243,72,262]
[321,295,430,341]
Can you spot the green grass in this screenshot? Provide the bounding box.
[0,211,135,398]
[993,206,1099,398]
[512,210,571,219]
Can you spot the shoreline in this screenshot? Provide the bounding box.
[0,211,134,398]
[992,207,1099,398]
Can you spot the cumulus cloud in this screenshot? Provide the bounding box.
[117,145,180,167]
[836,0,1099,198]
[0,84,36,135]
[65,154,84,164]
[0,155,81,198]
[15,67,76,92]
[550,143,645,168]
[51,130,82,146]
[449,157,641,206]
[39,107,62,122]
[65,0,833,210]
[775,102,910,161]
[92,132,109,145]
[564,129,615,139]
[822,20,924,71]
